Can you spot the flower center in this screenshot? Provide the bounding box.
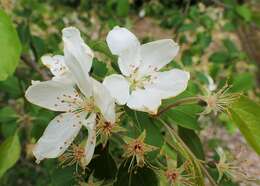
[128,73,152,91]
[82,98,95,112]
[165,170,179,183]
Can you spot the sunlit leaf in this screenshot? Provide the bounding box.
[0,131,21,178]
[0,9,21,81]
[228,96,260,155]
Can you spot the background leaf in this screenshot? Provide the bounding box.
[0,131,21,178]
[0,10,21,81]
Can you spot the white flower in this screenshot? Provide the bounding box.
[103,26,190,114]
[25,27,115,167]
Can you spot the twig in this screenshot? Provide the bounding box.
[156,97,200,117]
[21,54,50,81]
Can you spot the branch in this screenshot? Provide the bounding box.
[21,54,50,81]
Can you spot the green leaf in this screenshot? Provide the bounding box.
[31,35,46,60]
[0,9,21,81]
[116,0,129,17]
[0,76,22,98]
[114,160,158,186]
[0,131,21,178]
[235,5,252,22]
[88,40,114,59]
[178,127,205,160]
[209,51,230,64]
[223,39,238,54]
[252,11,260,26]
[178,23,197,32]
[0,106,17,123]
[163,104,202,130]
[1,121,17,138]
[228,96,260,155]
[125,109,164,149]
[92,58,108,78]
[229,72,255,92]
[51,166,76,186]
[200,15,214,30]
[88,145,117,180]
[181,50,192,66]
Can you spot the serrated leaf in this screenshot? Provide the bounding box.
[0,9,21,81]
[0,131,21,178]
[228,96,260,155]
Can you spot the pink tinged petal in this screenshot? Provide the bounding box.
[127,88,162,114]
[25,80,81,112]
[33,112,86,163]
[138,39,179,75]
[41,55,68,77]
[82,113,96,167]
[145,69,190,99]
[103,74,130,105]
[106,26,141,76]
[92,78,116,123]
[62,27,93,97]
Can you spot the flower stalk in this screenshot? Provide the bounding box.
[155,97,201,117]
[159,119,218,186]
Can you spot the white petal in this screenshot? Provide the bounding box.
[51,72,75,85]
[41,55,68,77]
[138,39,179,75]
[33,112,85,163]
[62,27,93,97]
[82,113,96,166]
[127,88,161,114]
[206,74,217,91]
[92,78,116,123]
[25,79,81,112]
[103,74,130,105]
[106,26,141,76]
[145,69,190,99]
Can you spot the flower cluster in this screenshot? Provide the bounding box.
[25,26,189,167]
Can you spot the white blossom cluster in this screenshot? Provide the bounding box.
[25,26,189,166]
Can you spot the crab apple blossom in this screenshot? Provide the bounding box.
[25,27,115,167]
[103,26,190,114]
